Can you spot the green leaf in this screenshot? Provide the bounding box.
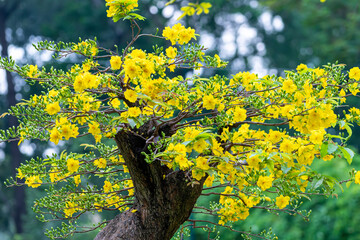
[113,15,121,22]
[281,165,292,174]
[326,134,346,140]
[325,179,334,190]
[340,146,354,165]
[80,144,97,150]
[344,123,353,140]
[127,118,137,128]
[346,181,352,188]
[313,178,324,189]
[299,194,311,201]
[194,132,213,140]
[152,99,172,108]
[264,159,274,172]
[335,181,344,193]
[129,13,146,21]
[327,143,338,154]
[320,142,328,158]
[338,120,346,128]
[110,116,122,124]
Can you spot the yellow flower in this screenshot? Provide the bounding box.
[67,158,79,173]
[48,89,58,98]
[282,79,297,94]
[192,169,205,180]
[204,174,214,187]
[233,107,247,122]
[280,138,297,153]
[355,171,360,184]
[339,89,346,103]
[247,155,261,170]
[195,156,209,170]
[46,102,61,115]
[178,27,196,45]
[27,65,38,78]
[94,158,107,169]
[218,162,232,174]
[276,195,290,209]
[128,107,141,117]
[110,56,122,70]
[296,63,307,72]
[314,67,325,77]
[110,98,121,108]
[83,72,99,89]
[74,72,99,92]
[49,171,60,183]
[203,95,216,110]
[74,175,81,186]
[162,23,196,45]
[322,155,334,161]
[123,58,140,79]
[214,54,221,66]
[350,82,360,96]
[175,155,193,170]
[309,130,325,145]
[60,124,73,140]
[88,122,101,135]
[103,180,113,193]
[64,201,76,217]
[50,128,61,145]
[168,62,176,72]
[94,134,102,143]
[173,143,187,155]
[192,139,208,153]
[267,129,284,144]
[124,89,138,103]
[91,46,98,56]
[129,49,145,59]
[17,168,24,179]
[162,26,178,45]
[349,67,360,81]
[257,175,273,191]
[165,46,177,59]
[25,175,42,188]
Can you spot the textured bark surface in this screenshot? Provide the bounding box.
[95,128,204,240]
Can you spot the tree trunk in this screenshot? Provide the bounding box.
[0,4,26,234]
[95,129,204,240]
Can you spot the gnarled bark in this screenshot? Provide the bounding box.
[95,129,204,240]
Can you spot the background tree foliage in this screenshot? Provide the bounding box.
[1,0,360,239]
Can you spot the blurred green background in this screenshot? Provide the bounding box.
[1,0,360,239]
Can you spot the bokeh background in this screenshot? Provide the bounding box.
[1,0,360,239]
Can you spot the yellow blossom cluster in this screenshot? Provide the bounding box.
[5,3,360,236]
[177,2,212,20]
[72,40,98,56]
[27,65,38,78]
[50,117,79,144]
[74,71,99,92]
[162,23,196,45]
[105,0,138,19]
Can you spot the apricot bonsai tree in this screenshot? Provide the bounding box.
[2,0,360,239]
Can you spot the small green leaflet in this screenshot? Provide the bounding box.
[320,142,338,158]
[328,143,338,154]
[320,142,328,158]
[313,177,324,189]
[339,146,354,165]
